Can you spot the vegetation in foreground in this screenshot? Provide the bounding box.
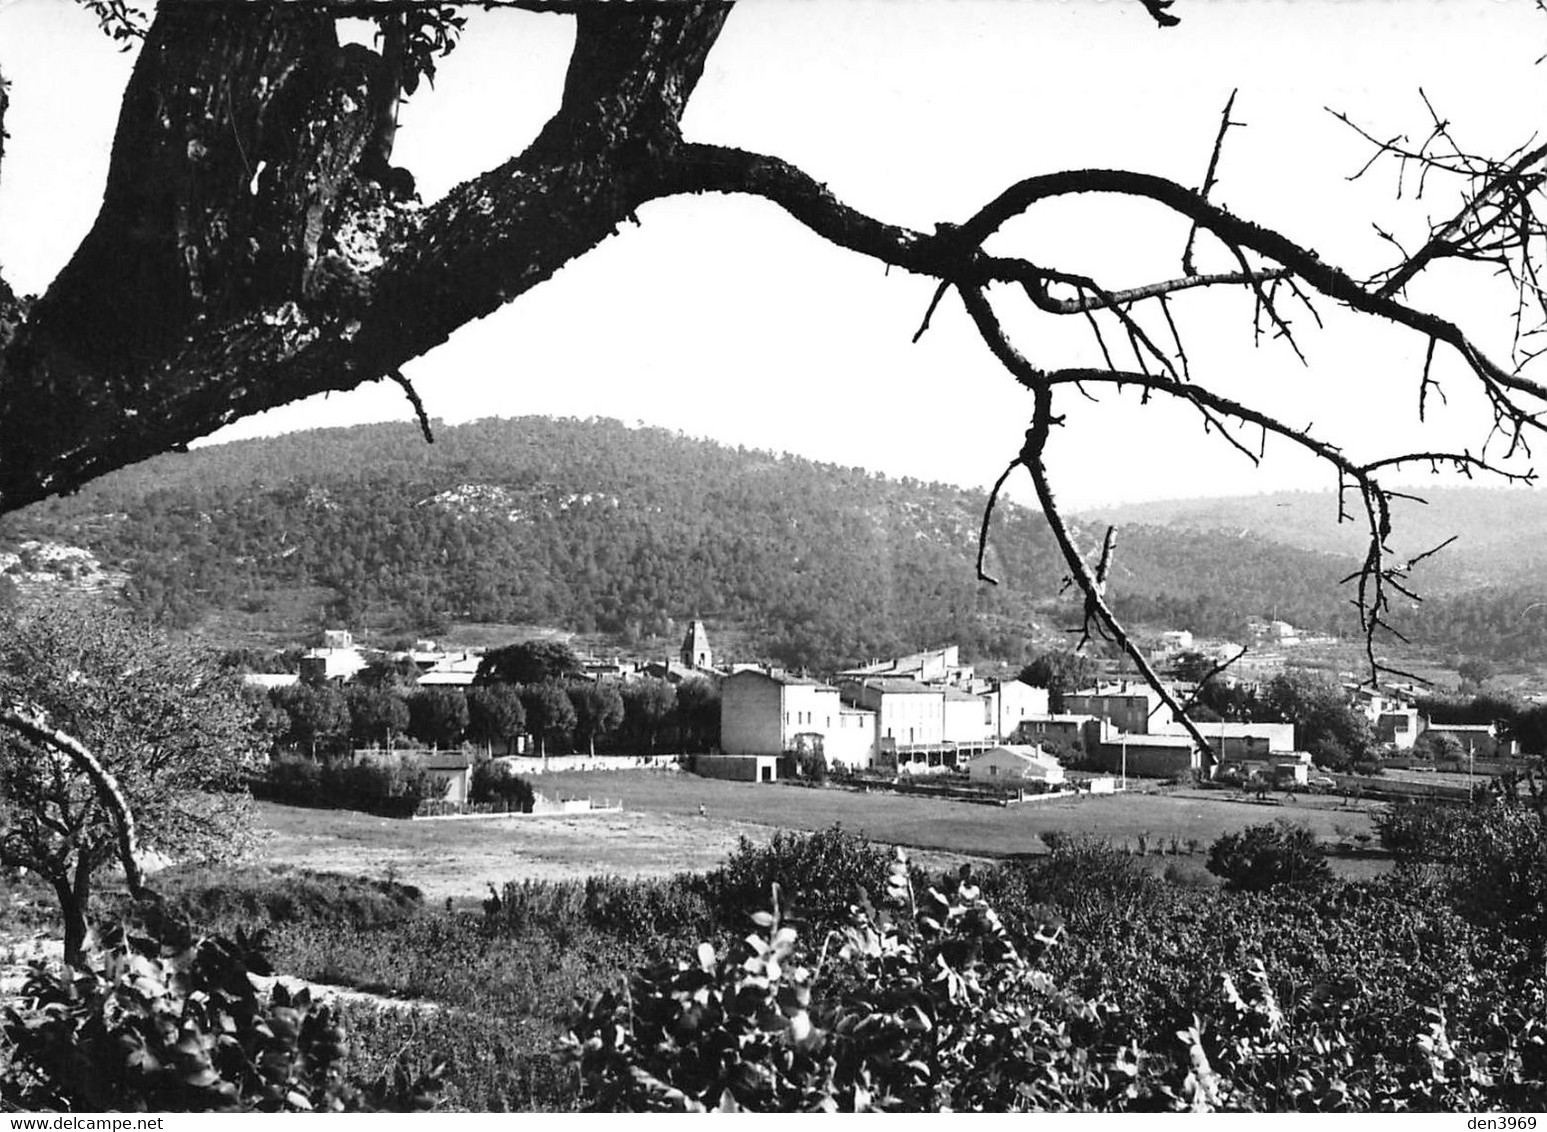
[4,792,1546,1113]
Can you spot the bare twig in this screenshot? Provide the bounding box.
[1183,89,1239,276]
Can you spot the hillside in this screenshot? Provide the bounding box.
[1082,487,1547,665]
[0,417,1402,670]
[1080,487,1547,594]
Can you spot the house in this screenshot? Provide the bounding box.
[1170,720,1295,758]
[1421,721,1516,759]
[299,640,367,683]
[942,686,991,744]
[1011,713,1106,758]
[836,645,974,688]
[839,677,946,749]
[981,679,1051,741]
[421,752,474,806]
[967,745,1066,785]
[1094,731,1203,778]
[720,668,877,770]
[416,652,483,687]
[1064,682,1174,736]
[1375,708,1421,749]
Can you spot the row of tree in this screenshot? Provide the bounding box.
[260,675,720,759]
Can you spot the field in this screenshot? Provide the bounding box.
[255,770,1385,903]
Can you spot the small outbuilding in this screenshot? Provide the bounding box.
[967,745,1066,785]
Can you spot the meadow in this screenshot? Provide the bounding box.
[256,770,1383,903]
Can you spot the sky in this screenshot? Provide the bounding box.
[1,0,1544,509]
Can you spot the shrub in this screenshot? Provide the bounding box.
[470,760,536,812]
[705,827,892,933]
[566,855,1137,1112]
[1,926,442,1112]
[1206,822,1332,892]
[252,754,450,818]
[112,865,424,944]
[1377,798,1547,939]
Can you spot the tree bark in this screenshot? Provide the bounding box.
[53,869,90,970]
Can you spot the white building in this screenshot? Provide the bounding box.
[840,677,946,748]
[720,669,877,769]
[981,679,1051,741]
[942,686,992,744]
[967,745,1066,785]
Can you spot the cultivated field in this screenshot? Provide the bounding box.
[256,770,1385,904]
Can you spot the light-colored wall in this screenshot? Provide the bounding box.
[782,684,843,747]
[943,696,990,743]
[986,681,1051,740]
[874,692,944,747]
[968,747,1065,783]
[826,709,877,769]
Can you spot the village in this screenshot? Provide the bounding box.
[244,617,1519,812]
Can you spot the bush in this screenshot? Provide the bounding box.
[1377,798,1547,939]
[566,855,1133,1112]
[705,826,892,933]
[111,865,424,944]
[252,754,450,818]
[1,926,442,1112]
[490,874,711,945]
[470,760,536,812]
[1206,822,1332,892]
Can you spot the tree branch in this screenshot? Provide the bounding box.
[0,2,730,511]
[0,704,145,897]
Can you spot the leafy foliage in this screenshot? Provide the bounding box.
[1,926,441,1112]
[468,760,535,812]
[1206,822,1333,892]
[567,856,1134,1112]
[0,598,260,961]
[252,754,449,818]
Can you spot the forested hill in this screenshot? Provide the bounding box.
[0,417,1369,669]
[1080,487,1547,595]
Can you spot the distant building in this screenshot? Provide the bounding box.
[840,677,946,749]
[241,673,299,691]
[1170,720,1295,757]
[967,745,1066,785]
[416,652,483,687]
[982,680,1051,742]
[1376,708,1421,749]
[681,620,713,670]
[836,645,974,688]
[720,669,876,770]
[1064,682,1174,736]
[299,638,367,684]
[1094,731,1200,778]
[942,686,991,744]
[1422,721,1516,759]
